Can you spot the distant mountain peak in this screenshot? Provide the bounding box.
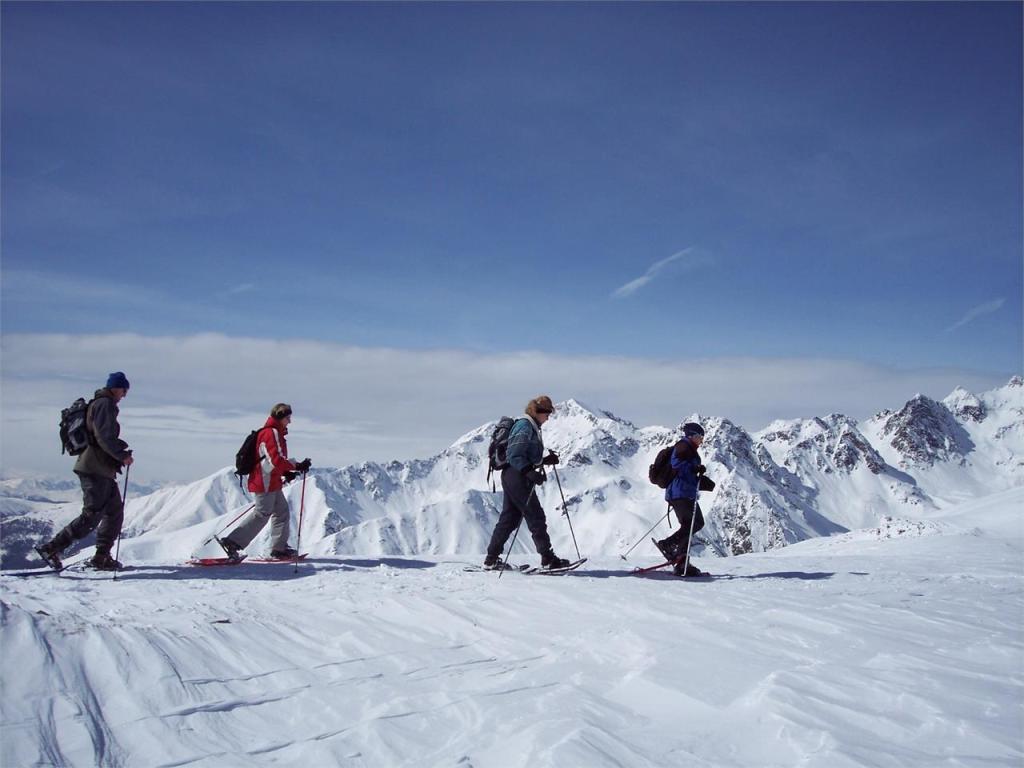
[554,398,632,427]
[880,394,973,467]
[755,414,884,476]
[943,387,987,423]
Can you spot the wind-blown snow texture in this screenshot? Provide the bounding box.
[1,489,1021,767]
[1,380,1022,766]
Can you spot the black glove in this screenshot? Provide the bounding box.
[542,451,560,466]
[295,458,312,473]
[284,471,298,483]
[698,475,716,492]
[525,469,546,486]
[694,464,707,476]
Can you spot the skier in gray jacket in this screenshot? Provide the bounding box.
[36,372,134,571]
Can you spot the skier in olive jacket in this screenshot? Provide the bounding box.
[36,372,134,571]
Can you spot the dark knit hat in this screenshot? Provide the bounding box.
[683,422,705,437]
[271,403,293,420]
[106,371,130,390]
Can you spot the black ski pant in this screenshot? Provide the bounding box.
[486,467,553,559]
[662,498,704,554]
[49,473,124,555]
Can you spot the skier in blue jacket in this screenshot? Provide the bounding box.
[483,395,570,571]
[654,422,708,576]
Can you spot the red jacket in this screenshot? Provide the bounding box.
[248,416,295,494]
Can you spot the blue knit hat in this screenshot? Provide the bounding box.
[106,371,130,390]
[682,422,705,437]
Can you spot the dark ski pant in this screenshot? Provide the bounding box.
[663,497,705,555]
[49,473,124,555]
[486,467,553,559]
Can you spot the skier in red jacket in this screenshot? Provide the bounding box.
[219,403,310,560]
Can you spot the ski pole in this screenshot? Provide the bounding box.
[550,465,581,561]
[294,471,307,573]
[619,505,672,561]
[498,483,537,580]
[499,518,523,580]
[201,503,256,547]
[113,464,130,582]
[680,483,701,577]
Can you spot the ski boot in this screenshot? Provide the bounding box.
[653,537,680,562]
[216,537,244,563]
[87,552,124,571]
[35,544,64,572]
[541,552,571,571]
[672,560,705,578]
[482,555,513,571]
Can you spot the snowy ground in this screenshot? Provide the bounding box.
[2,490,1022,768]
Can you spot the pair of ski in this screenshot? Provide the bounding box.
[631,538,710,578]
[187,554,308,567]
[4,556,308,575]
[5,561,130,577]
[632,561,710,578]
[464,557,587,575]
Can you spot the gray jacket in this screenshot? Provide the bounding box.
[73,389,131,478]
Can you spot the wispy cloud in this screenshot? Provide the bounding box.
[2,268,188,311]
[611,249,711,298]
[945,298,1006,333]
[226,283,256,296]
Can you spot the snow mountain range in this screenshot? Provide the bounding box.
[2,377,1021,569]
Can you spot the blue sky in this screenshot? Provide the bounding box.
[1,2,1021,481]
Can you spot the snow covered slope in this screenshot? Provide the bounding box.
[1,379,1020,569]
[1,488,1021,767]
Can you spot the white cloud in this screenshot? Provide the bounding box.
[945,298,1006,333]
[611,248,711,298]
[0,332,1007,484]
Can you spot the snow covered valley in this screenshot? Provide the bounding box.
[2,488,1021,768]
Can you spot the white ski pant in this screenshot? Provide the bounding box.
[227,490,291,552]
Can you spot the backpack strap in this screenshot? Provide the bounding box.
[673,438,696,461]
[82,396,102,447]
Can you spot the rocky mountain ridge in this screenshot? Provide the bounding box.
[1,378,1020,568]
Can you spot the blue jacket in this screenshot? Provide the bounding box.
[506,417,544,473]
[666,437,702,501]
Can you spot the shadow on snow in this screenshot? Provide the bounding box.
[577,569,837,581]
[0,557,439,582]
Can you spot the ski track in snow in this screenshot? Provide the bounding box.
[2,496,1023,768]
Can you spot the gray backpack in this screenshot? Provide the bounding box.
[59,398,92,456]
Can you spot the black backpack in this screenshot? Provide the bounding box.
[234,428,264,486]
[648,442,679,488]
[59,397,93,456]
[486,416,517,488]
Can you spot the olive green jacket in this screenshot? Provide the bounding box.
[73,389,131,478]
